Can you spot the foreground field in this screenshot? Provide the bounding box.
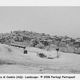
[0,44,80,74]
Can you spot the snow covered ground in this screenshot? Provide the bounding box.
[0,43,80,74]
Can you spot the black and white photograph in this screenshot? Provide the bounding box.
[0,6,80,74]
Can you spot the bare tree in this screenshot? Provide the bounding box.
[56,48,59,58]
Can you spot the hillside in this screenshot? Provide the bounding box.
[0,43,80,73]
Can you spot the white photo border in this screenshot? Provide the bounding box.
[0,0,80,6]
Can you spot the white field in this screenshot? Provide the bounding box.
[0,44,80,74]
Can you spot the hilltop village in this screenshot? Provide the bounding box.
[0,30,80,54]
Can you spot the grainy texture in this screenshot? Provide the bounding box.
[0,44,80,74]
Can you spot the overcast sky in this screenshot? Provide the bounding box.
[0,7,80,38]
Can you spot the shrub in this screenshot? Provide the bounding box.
[38,53,47,58]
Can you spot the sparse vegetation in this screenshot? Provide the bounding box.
[38,53,47,58]
[0,42,80,73]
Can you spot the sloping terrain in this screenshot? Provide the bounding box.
[0,44,80,73]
